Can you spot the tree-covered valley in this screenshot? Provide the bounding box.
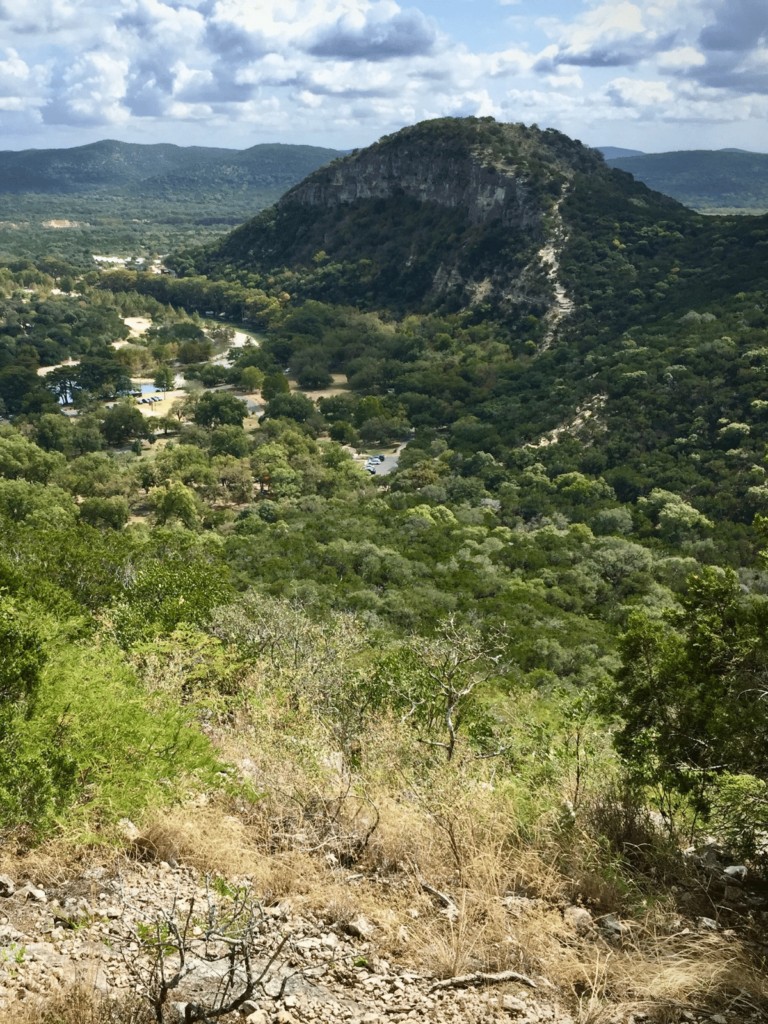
[1,118,768,1023]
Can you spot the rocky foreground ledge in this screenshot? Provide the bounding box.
[0,861,572,1024]
[0,845,766,1024]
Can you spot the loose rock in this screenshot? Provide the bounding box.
[564,905,593,936]
[347,914,375,940]
[724,865,747,881]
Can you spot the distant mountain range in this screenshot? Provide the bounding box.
[0,138,765,234]
[0,140,345,196]
[597,147,644,160]
[605,148,768,213]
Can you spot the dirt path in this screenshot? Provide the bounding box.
[537,190,574,353]
[123,317,152,337]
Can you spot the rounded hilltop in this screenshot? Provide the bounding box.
[191,116,681,322]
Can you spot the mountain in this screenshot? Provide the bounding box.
[0,139,345,200]
[119,143,346,220]
[186,117,765,332]
[0,140,348,260]
[192,118,611,316]
[0,140,235,193]
[597,146,644,159]
[606,149,768,212]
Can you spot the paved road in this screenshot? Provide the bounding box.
[370,455,399,475]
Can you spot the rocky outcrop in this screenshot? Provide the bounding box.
[285,144,541,232]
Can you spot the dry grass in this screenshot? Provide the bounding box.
[559,931,768,1023]
[0,985,156,1024]
[120,747,768,1021]
[0,839,100,892]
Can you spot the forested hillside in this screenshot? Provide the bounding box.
[607,149,768,214]
[1,118,768,1022]
[0,141,344,264]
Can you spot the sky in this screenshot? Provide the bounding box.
[0,0,766,154]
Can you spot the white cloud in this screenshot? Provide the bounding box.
[0,0,763,149]
[606,77,675,109]
[305,4,437,61]
[45,51,130,126]
[657,47,706,69]
[537,1,682,68]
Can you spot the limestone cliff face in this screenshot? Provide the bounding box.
[283,142,541,232]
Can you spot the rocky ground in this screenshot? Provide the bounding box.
[0,860,573,1024]
[0,846,767,1024]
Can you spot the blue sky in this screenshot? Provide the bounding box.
[0,0,766,153]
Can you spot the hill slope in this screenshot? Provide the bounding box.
[606,149,768,213]
[0,140,346,264]
[597,146,644,159]
[120,143,346,220]
[186,118,765,336]
[193,118,619,317]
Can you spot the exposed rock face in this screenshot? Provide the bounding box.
[286,143,540,231]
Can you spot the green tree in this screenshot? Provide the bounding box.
[102,403,147,446]
[178,339,213,364]
[358,416,410,444]
[155,414,178,436]
[0,600,46,709]
[0,600,76,830]
[0,432,65,483]
[353,395,385,428]
[604,568,768,817]
[115,560,232,640]
[147,481,202,529]
[76,357,132,399]
[261,373,290,401]
[297,364,333,389]
[35,413,74,454]
[44,365,79,406]
[72,415,106,454]
[238,365,265,393]
[210,425,250,458]
[208,324,235,346]
[265,392,315,423]
[58,452,136,500]
[329,420,359,445]
[153,365,176,392]
[0,479,79,528]
[0,366,39,415]
[194,392,247,428]
[79,496,130,530]
[215,457,254,504]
